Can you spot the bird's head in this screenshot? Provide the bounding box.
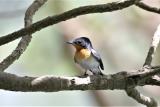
[66,37,93,50]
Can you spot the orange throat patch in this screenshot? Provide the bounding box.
[75,48,91,59]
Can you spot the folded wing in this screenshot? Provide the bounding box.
[91,49,104,70]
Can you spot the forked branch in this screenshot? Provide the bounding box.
[0,0,159,107]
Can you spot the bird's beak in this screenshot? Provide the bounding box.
[66,40,73,44]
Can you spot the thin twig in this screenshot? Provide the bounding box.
[143,24,160,66]
[135,1,160,14]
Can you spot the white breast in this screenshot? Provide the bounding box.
[77,55,100,71]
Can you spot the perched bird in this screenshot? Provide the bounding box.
[67,37,104,75]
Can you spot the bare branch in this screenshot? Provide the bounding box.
[0,0,159,106]
[125,24,160,107]
[0,0,137,46]
[135,1,160,14]
[126,88,157,107]
[0,67,159,92]
[144,24,160,66]
[146,74,160,86]
[0,0,48,72]
[129,67,160,83]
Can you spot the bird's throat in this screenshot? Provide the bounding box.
[75,49,91,59]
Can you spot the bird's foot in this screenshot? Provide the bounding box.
[77,73,88,78]
[84,72,89,76]
[93,72,104,76]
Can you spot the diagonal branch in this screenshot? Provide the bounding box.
[126,88,157,107]
[143,24,160,66]
[0,0,48,72]
[125,24,160,107]
[0,0,137,46]
[135,1,160,14]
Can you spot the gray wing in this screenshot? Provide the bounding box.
[91,49,104,70]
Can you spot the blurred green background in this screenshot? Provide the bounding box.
[0,0,160,106]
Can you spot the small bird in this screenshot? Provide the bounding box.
[67,37,104,75]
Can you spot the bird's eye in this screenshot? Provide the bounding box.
[77,41,81,44]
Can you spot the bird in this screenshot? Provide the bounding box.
[66,37,104,75]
